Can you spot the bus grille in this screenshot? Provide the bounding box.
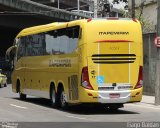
[92,54,136,64]
[68,75,78,100]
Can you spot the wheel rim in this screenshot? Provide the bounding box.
[60,91,66,107]
[52,89,55,103]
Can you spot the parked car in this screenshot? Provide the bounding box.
[0,69,7,88]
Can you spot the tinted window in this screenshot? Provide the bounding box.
[18,26,80,57]
[25,34,46,56]
[17,38,26,60]
[45,26,80,55]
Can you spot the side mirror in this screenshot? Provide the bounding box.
[5,46,17,62]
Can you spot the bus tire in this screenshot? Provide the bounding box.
[109,106,119,111]
[50,85,59,108]
[19,92,26,100]
[4,84,7,87]
[109,104,123,111]
[0,84,1,88]
[17,80,26,100]
[59,88,68,110]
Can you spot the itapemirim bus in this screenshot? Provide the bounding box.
[6,18,143,110]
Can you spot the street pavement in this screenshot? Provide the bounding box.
[0,84,160,128]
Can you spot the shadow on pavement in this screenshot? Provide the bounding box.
[13,97,139,115]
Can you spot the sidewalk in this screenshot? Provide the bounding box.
[134,95,160,107]
[133,95,160,108]
[141,95,155,105]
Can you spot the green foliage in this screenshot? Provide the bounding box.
[113,0,155,33]
[135,9,155,33]
[121,8,155,33]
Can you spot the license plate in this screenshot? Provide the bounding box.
[109,93,120,98]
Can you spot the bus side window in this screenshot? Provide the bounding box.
[73,26,80,38]
[45,30,61,55]
[57,28,68,54]
[17,38,26,60]
[67,26,79,53]
[24,34,46,57]
[35,26,80,56]
[48,30,57,38]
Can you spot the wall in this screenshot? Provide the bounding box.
[128,0,157,33]
[143,33,157,95]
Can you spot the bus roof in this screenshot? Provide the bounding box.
[16,19,86,38]
[16,18,139,38]
[16,22,63,38]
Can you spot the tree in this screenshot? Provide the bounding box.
[111,0,154,33]
[112,0,128,10]
[120,2,155,33]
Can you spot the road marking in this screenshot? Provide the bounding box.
[66,115,99,121]
[10,104,28,109]
[66,115,88,120]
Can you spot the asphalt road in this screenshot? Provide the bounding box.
[0,84,160,128]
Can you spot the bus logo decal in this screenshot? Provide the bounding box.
[99,31,129,35]
[49,59,71,67]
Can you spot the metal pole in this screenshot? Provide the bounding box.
[155,0,160,105]
[94,0,98,18]
[78,0,80,14]
[132,0,135,18]
[58,0,59,9]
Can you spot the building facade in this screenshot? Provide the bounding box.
[128,0,157,33]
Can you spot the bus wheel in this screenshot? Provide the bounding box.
[4,84,7,87]
[17,82,26,100]
[51,86,58,108]
[0,84,1,88]
[60,88,68,110]
[109,107,119,111]
[19,91,26,100]
[109,104,123,111]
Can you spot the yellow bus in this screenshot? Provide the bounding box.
[6,18,143,110]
